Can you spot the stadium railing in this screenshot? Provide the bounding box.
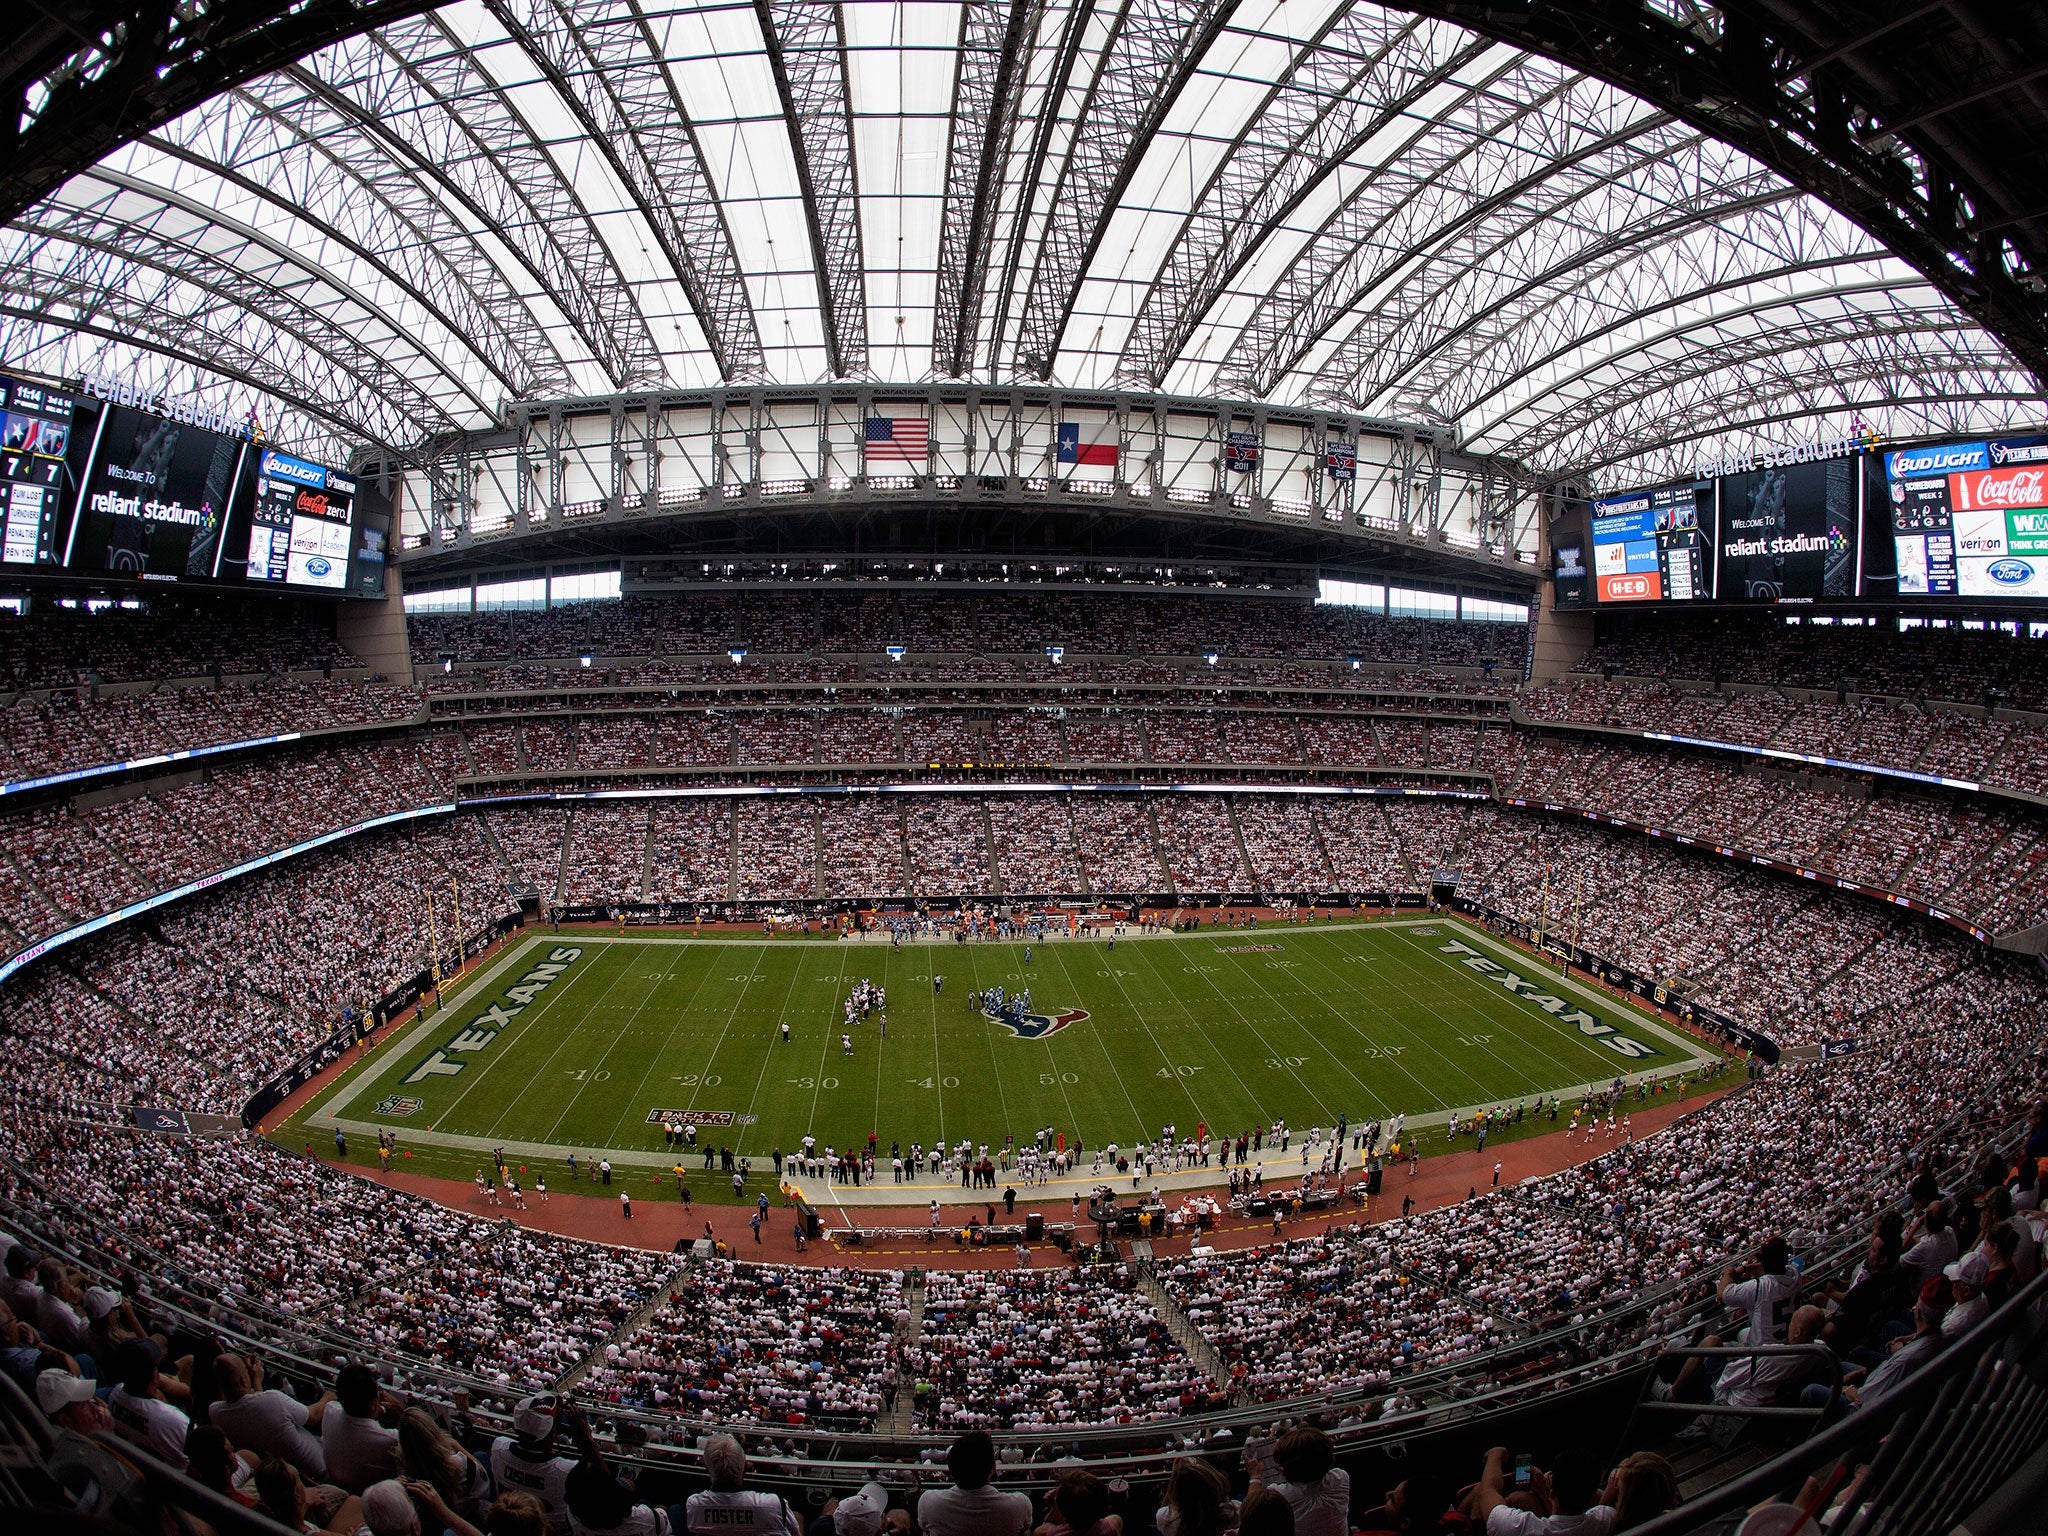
[1623,1264,2048,1536]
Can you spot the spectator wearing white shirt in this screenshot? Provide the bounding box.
[322,1363,400,1492]
[682,1434,801,1536]
[913,1432,1032,1536]
[1718,1236,1799,1343]
[211,1352,330,1480]
[106,1338,190,1471]
[1250,1428,1350,1536]
[1470,1446,1613,1536]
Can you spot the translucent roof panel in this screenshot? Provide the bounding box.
[1,0,2037,482]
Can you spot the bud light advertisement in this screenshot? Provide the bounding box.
[244,448,354,591]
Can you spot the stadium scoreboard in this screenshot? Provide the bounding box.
[0,377,78,567]
[1571,428,2048,609]
[0,372,380,598]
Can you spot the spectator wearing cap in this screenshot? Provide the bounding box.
[81,1282,139,1364]
[212,1351,331,1480]
[107,1336,191,1469]
[807,1480,892,1536]
[912,1432,1031,1536]
[323,1363,401,1492]
[1942,1250,1992,1337]
[1249,1428,1349,1536]
[682,1434,801,1536]
[490,1392,578,1536]
[38,1367,149,1525]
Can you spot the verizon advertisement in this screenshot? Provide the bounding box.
[1883,436,2048,599]
[1715,459,1857,603]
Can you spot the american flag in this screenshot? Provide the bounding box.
[865,416,929,464]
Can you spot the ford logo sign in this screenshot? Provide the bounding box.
[305,557,331,577]
[1988,558,2033,585]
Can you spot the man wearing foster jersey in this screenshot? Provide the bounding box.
[683,1434,802,1536]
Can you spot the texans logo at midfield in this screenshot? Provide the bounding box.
[985,1003,1090,1040]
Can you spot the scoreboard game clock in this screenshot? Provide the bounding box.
[1589,481,1710,602]
[0,376,79,568]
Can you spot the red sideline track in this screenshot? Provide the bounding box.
[317,1088,1726,1271]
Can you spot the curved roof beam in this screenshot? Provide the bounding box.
[1363,173,1806,422]
[493,0,766,382]
[1311,129,1760,412]
[1112,8,1487,389]
[1213,58,1606,400]
[931,0,1045,380]
[1006,0,1243,380]
[1502,307,2020,471]
[135,119,540,409]
[1460,255,1937,448]
[978,0,1102,382]
[1578,381,2047,484]
[0,304,388,468]
[0,0,446,225]
[1,201,450,449]
[303,16,662,390]
[753,0,868,378]
[1383,3,2048,387]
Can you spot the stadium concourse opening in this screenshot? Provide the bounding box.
[3,2,2048,1534]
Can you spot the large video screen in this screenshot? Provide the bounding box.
[1589,481,1710,602]
[244,449,355,591]
[1884,436,2048,599]
[1714,459,1858,603]
[64,404,250,582]
[0,376,81,568]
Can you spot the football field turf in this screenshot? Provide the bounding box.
[290,916,1716,1198]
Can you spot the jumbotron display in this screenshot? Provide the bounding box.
[1579,434,2048,607]
[0,374,375,596]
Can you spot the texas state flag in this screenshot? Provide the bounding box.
[1057,421,1119,467]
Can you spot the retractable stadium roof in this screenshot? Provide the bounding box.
[2,0,2043,487]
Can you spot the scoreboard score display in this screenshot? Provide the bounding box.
[1589,481,1709,602]
[0,376,77,567]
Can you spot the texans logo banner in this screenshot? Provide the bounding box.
[864,417,929,464]
[1225,430,1260,472]
[1057,421,1120,467]
[1324,438,1356,480]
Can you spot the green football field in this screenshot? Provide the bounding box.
[288,916,1715,1200]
